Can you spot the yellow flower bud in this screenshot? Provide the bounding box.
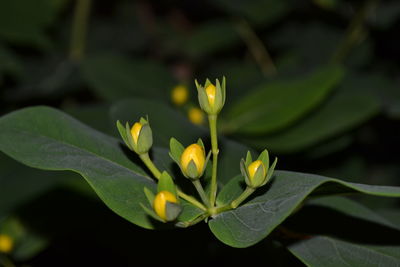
[247,160,265,181]
[180,144,205,178]
[130,122,142,145]
[0,234,13,253]
[153,190,178,221]
[188,107,204,125]
[171,85,189,106]
[205,84,216,107]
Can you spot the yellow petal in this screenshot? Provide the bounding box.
[205,84,216,107]
[180,144,205,174]
[153,191,178,221]
[130,122,142,145]
[247,160,265,181]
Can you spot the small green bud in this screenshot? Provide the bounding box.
[195,77,226,115]
[240,149,277,188]
[116,117,153,154]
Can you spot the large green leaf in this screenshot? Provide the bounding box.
[209,171,400,248]
[0,0,66,47]
[0,106,202,229]
[305,196,400,231]
[80,54,175,101]
[288,236,400,266]
[223,65,344,134]
[246,88,380,153]
[286,196,400,265]
[184,20,240,59]
[110,98,254,185]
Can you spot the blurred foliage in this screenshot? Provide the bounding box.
[0,0,399,265]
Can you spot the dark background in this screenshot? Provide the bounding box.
[0,0,400,266]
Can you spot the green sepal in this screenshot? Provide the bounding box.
[204,78,212,88]
[195,79,211,113]
[157,171,178,199]
[139,116,148,125]
[251,164,267,188]
[140,203,164,223]
[221,76,226,106]
[169,137,184,165]
[136,123,153,154]
[116,120,132,150]
[125,122,136,151]
[186,160,200,179]
[257,149,270,174]
[245,151,252,166]
[165,202,182,221]
[143,187,155,206]
[197,138,205,150]
[215,78,224,114]
[240,159,251,186]
[262,157,278,186]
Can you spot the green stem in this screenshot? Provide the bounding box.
[193,180,211,208]
[177,190,207,211]
[69,0,92,61]
[209,187,256,215]
[208,114,219,207]
[231,187,255,209]
[331,0,379,63]
[234,18,277,77]
[139,153,161,179]
[139,153,207,211]
[177,213,209,228]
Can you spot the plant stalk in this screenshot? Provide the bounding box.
[69,0,92,61]
[193,180,211,208]
[231,187,255,208]
[331,0,379,63]
[234,18,277,77]
[177,213,209,228]
[139,153,162,179]
[139,153,206,211]
[208,114,219,207]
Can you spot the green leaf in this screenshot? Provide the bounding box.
[184,20,240,58]
[288,236,400,267]
[223,65,344,134]
[210,171,400,248]
[306,196,400,231]
[81,54,175,101]
[0,106,159,229]
[246,88,380,153]
[0,0,65,48]
[64,104,115,137]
